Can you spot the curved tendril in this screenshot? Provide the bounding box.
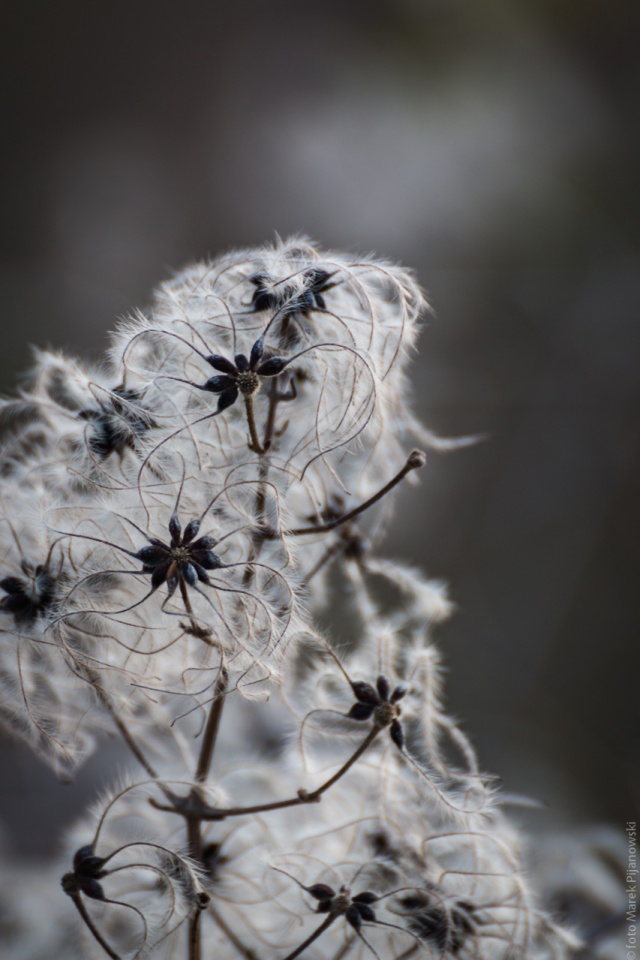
[136,406,225,486]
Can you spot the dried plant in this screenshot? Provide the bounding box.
[0,237,579,960]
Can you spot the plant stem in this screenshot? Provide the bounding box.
[244,394,265,454]
[66,888,121,960]
[305,725,379,796]
[91,671,177,805]
[395,946,419,960]
[280,914,336,960]
[208,901,257,960]
[262,375,282,451]
[302,541,343,585]
[95,683,158,779]
[188,907,203,960]
[242,378,281,587]
[330,935,356,960]
[153,727,380,821]
[179,579,213,641]
[186,657,228,959]
[194,660,229,783]
[289,450,426,536]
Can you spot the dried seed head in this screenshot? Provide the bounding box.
[236,370,261,396]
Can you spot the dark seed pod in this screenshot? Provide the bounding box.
[248,274,277,313]
[305,267,333,290]
[398,893,431,911]
[354,903,376,923]
[73,845,97,870]
[376,675,391,701]
[183,518,201,543]
[217,387,239,412]
[80,877,106,901]
[203,375,235,394]
[348,702,375,722]
[257,356,290,377]
[390,719,405,750]
[169,514,182,542]
[137,544,168,567]
[307,883,336,901]
[207,355,237,375]
[151,563,171,589]
[249,337,264,367]
[353,891,379,905]
[234,353,250,373]
[0,566,57,625]
[190,548,222,570]
[0,576,24,595]
[78,387,153,459]
[351,681,380,705]
[74,856,106,880]
[192,534,217,550]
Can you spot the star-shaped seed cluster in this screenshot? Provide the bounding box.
[0,559,57,625]
[199,337,291,412]
[77,387,153,459]
[249,268,335,319]
[62,845,107,902]
[398,893,478,954]
[306,883,379,930]
[135,514,222,598]
[348,674,406,749]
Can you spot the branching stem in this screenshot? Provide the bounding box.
[152,726,380,821]
[179,580,214,643]
[186,656,228,959]
[65,887,121,960]
[188,907,203,960]
[302,541,343,585]
[244,394,266,454]
[280,914,336,960]
[289,450,426,536]
[94,682,158,780]
[90,671,177,804]
[194,660,229,783]
[208,901,257,960]
[242,377,282,586]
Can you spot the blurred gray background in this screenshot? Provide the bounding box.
[0,0,638,856]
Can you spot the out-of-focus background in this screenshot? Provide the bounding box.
[0,0,638,855]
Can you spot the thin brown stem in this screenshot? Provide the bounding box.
[194,660,229,783]
[262,375,282,451]
[289,450,426,536]
[302,541,343,585]
[305,725,379,796]
[331,935,356,960]
[95,683,158,779]
[395,945,419,960]
[183,662,228,848]
[152,727,380,821]
[186,815,202,861]
[208,901,257,960]
[185,658,228,957]
[280,914,336,960]
[90,671,176,804]
[243,379,281,587]
[244,394,266,454]
[188,906,203,960]
[64,887,121,960]
[180,579,213,641]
